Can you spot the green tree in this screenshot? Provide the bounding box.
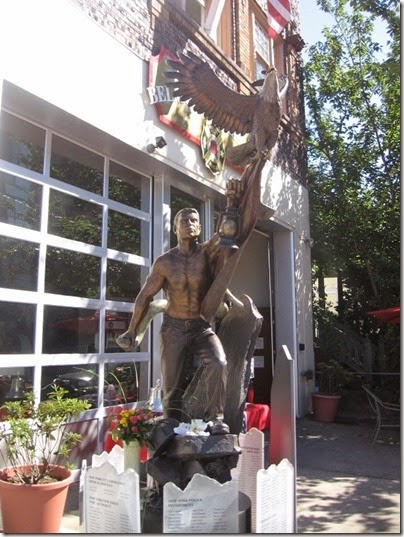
[305,0,400,373]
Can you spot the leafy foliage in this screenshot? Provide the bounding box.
[0,385,90,484]
[315,359,354,395]
[305,0,400,374]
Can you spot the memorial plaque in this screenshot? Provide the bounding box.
[92,444,124,472]
[231,427,264,532]
[163,473,238,534]
[84,462,141,533]
[256,458,295,533]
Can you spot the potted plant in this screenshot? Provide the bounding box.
[305,360,353,422]
[0,385,90,533]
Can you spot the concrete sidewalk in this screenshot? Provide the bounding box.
[296,416,401,533]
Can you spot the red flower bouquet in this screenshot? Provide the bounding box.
[108,405,158,447]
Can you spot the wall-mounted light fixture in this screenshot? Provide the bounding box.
[147,136,167,153]
[300,231,314,248]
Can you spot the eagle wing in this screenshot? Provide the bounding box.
[165,51,259,136]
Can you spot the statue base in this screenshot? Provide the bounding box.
[146,430,241,489]
[142,420,245,531]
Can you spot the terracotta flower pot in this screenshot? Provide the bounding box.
[312,393,342,423]
[0,465,73,533]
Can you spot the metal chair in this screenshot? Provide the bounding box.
[362,385,400,444]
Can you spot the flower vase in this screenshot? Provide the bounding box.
[123,440,141,474]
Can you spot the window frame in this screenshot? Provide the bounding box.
[250,3,289,112]
[0,108,153,424]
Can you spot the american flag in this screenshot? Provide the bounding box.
[267,0,291,40]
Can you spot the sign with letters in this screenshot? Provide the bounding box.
[163,473,238,534]
[256,458,295,533]
[232,428,264,532]
[84,462,140,533]
[147,48,244,174]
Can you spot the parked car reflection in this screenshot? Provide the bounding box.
[52,370,98,408]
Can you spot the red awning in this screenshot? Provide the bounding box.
[368,307,400,325]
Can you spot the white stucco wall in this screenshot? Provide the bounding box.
[1,1,146,147]
[261,161,314,415]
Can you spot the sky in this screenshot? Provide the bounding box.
[299,0,389,55]
[299,0,334,48]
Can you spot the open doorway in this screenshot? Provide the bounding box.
[230,230,274,405]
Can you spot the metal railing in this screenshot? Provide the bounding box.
[316,322,379,374]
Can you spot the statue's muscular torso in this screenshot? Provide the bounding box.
[155,242,217,319]
[119,179,251,349]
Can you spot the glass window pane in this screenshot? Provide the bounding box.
[170,187,204,248]
[41,364,98,407]
[104,310,132,353]
[0,236,39,291]
[104,361,140,406]
[255,58,267,80]
[45,247,100,298]
[0,172,42,229]
[254,22,270,64]
[0,111,45,173]
[50,135,104,194]
[0,302,35,354]
[106,260,141,303]
[108,209,143,255]
[0,367,33,409]
[48,189,102,245]
[43,306,99,353]
[109,161,150,212]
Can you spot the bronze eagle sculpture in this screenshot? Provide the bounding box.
[165,51,288,166]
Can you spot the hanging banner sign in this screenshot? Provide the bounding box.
[147,48,244,175]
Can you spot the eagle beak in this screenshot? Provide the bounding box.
[252,78,264,87]
[252,66,277,87]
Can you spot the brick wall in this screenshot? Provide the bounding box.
[236,0,252,77]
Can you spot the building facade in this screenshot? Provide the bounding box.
[0,0,313,459]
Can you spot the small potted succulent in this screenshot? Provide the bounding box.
[0,385,90,533]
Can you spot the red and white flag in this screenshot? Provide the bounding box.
[267,0,291,40]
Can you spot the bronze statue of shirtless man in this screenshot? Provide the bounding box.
[120,179,247,434]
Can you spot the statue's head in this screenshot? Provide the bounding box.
[173,208,201,240]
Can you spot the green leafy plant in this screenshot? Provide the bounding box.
[301,369,314,382]
[0,385,90,484]
[306,0,399,377]
[315,359,354,396]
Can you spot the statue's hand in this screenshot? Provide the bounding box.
[225,178,245,204]
[116,331,139,351]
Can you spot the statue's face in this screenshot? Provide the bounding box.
[174,209,201,240]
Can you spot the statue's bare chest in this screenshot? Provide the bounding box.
[166,250,211,291]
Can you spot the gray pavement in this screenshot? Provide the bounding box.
[296,416,401,533]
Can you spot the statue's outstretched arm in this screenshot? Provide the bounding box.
[116,299,168,350]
